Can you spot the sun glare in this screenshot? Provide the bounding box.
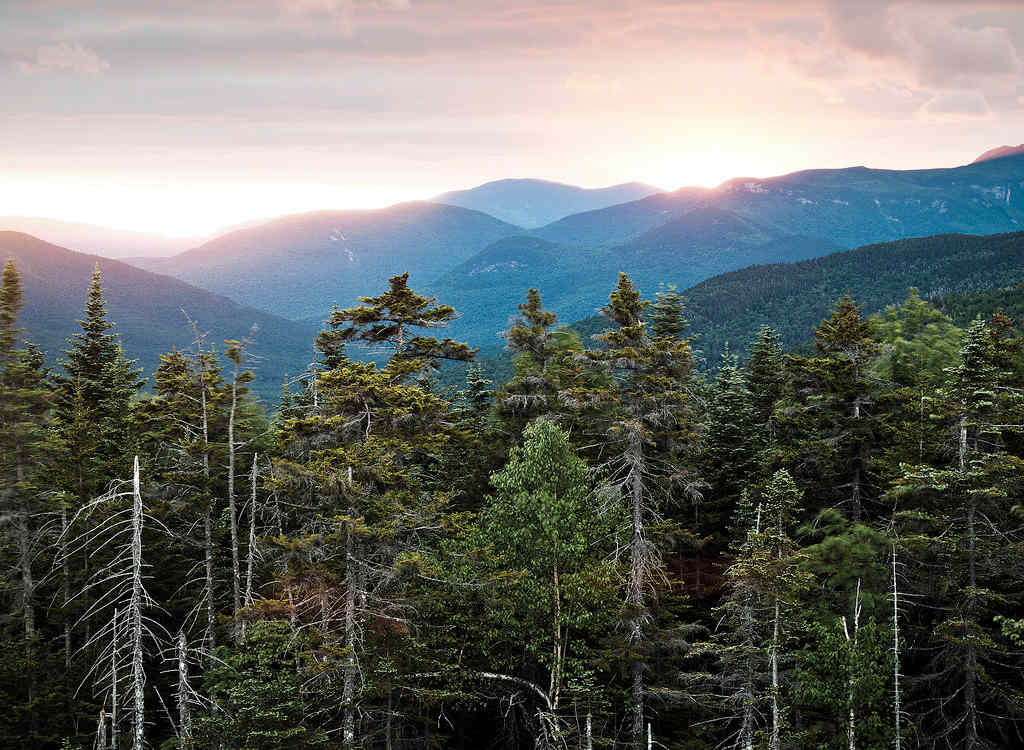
[0,178,429,238]
[643,148,784,192]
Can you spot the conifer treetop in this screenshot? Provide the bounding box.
[648,284,688,341]
[328,271,476,373]
[0,257,24,357]
[504,287,558,369]
[814,293,880,361]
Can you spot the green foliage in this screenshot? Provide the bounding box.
[192,621,327,749]
[872,288,964,387]
[329,270,476,377]
[53,265,143,502]
[793,618,894,750]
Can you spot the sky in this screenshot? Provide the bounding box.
[3,0,1024,236]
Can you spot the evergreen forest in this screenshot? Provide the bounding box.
[2,257,1023,750]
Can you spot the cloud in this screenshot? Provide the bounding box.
[16,42,110,74]
[823,0,1022,86]
[921,90,992,118]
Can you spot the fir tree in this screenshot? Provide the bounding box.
[894,317,1024,750]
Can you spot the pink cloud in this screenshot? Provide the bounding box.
[15,41,110,74]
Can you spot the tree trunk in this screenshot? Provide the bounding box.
[770,595,781,750]
[130,457,145,750]
[342,515,357,750]
[203,509,215,653]
[243,455,258,639]
[196,341,216,654]
[112,608,119,750]
[958,415,967,473]
[851,463,862,523]
[228,362,241,625]
[177,629,191,749]
[96,709,108,750]
[964,494,979,750]
[62,506,72,672]
[551,563,562,711]
[842,581,861,750]
[626,436,647,750]
[892,547,901,750]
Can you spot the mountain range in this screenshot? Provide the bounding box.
[0,231,317,402]
[111,151,1024,353]
[7,148,1024,404]
[595,230,1024,363]
[429,152,1024,348]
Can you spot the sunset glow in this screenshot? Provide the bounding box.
[4,1,1024,236]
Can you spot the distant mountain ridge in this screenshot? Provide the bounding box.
[429,154,1024,349]
[972,144,1024,164]
[465,230,1024,387]
[0,217,201,259]
[432,178,662,228]
[136,201,521,323]
[0,231,317,402]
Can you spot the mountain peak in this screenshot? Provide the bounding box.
[971,144,1024,164]
[432,179,663,228]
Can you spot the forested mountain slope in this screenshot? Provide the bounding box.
[0,231,316,401]
[934,282,1024,326]
[568,230,1024,365]
[142,202,521,322]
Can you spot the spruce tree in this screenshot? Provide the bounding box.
[271,277,476,749]
[702,350,760,537]
[894,317,1024,749]
[0,258,58,744]
[54,264,143,502]
[330,270,475,379]
[744,325,787,426]
[498,288,562,425]
[779,295,885,522]
[589,272,699,749]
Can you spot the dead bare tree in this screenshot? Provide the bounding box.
[224,328,257,632]
[58,456,168,750]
